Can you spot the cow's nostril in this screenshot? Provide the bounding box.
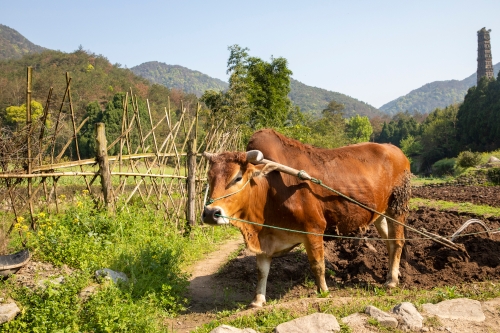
[213,209,221,219]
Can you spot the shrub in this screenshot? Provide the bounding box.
[456,150,482,168]
[432,158,456,176]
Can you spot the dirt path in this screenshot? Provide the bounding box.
[167,237,244,333]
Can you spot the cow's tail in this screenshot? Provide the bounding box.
[389,170,412,262]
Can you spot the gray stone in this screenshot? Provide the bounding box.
[487,156,500,163]
[392,302,423,330]
[209,325,258,333]
[0,302,20,324]
[36,276,65,289]
[422,298,485,322]
[274,312,340,333]
[95,268,128,284]
[365,305,398,328]
[341,312,368,327]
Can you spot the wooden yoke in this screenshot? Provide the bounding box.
[246,150,312,180]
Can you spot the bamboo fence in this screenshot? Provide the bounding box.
[0,67,243,233]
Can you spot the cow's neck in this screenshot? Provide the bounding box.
[231,177,269,254]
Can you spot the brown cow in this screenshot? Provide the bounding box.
[202,129,411,308]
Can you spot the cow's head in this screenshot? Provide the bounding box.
[202,150,277,225]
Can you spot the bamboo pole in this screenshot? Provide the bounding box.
[26,66,35,228]
[95,123,115,214]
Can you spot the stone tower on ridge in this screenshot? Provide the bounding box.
[477,27,493,84]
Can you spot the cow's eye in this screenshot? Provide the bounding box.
[235,176,242,183]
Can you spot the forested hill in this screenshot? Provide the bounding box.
[380,63,500,115]
[130,61,228,97]
[289,79,383,118]
[0,24,47,60]
[132,61,382,118]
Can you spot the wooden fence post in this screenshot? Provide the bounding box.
[186,136,197,226]
[95,123,115,213]
[26,66,35,228]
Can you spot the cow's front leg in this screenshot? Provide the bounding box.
[304,236,328,293]
[250,253,271,308]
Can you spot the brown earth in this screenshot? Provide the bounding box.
[412,185,500,207]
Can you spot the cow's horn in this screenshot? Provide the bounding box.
[203,152,217,161]
[246,150,264,163]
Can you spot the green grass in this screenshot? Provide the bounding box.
[410,198,500,218]
[0,192,237,332]
[411,176,454,187]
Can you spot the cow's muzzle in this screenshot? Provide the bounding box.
[202,205,229,225]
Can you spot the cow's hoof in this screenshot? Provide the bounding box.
[249,294,266,308]
[248,302,264,308]
[384,281,398,288]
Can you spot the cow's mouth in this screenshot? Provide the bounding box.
[202,206,230,225]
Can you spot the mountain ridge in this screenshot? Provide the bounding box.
[380,63,500,115]
[0,24,47,60]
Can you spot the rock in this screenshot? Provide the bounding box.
[392,302,423,330]
[274,312,340,333]
[209,325,258,333]
[487,156,500,163]
[36,276,65,289]
[422,298,485,322]
[0,302,20,324]
[365,305,398,328]
[95,268,128,284]
[341,312,368,327]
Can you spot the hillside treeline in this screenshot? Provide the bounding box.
[0,49,200,159]
[374,74,500,173]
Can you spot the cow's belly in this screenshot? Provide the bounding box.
[259,231,306,257]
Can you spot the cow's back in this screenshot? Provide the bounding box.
[247,129,410,234]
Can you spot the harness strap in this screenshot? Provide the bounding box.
[206,178,251,205]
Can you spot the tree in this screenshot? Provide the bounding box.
[419,104,459,171]
[346,115,373,143]
[4,100,44,127]
[202,45,294,130]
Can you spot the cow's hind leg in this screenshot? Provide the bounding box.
[374,213,405,288]
[304,235,328,293]
[250,253,271,308]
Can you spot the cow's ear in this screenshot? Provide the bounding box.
[253,162,278,177]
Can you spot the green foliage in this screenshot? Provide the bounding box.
[4,100,45,126]
[346,115,373,143]
[377,111,420,146]
[457,73,500,152]
[2,193,238,331]
[3,274,88,332]
[203,45,295,131]
[419,104,459,172]
[400,135,423,159]
[431,158,456,176]
[456,150,482,168]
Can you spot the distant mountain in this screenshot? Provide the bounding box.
[0,24,47,60]
[130,61,228,97]
[380,63,500,115]
[132,61,382,118]
[289,79,383,118]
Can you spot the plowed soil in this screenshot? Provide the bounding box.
[203,185,500,308]
[412,185,500,207]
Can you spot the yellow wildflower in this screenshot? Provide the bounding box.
[16,216,25,223]
[38,212,46,218]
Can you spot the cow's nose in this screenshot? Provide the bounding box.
[202,206,221,224]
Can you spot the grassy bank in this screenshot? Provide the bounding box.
[1,191,238,332]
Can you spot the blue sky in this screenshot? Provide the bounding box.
[2,0,500,108]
